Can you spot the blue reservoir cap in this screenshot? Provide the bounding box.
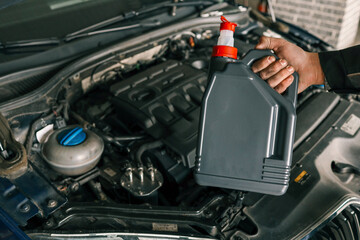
[57,127,86,146]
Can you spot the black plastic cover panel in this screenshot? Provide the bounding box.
[110,60,207,167]
[243,92,360,240]
[294,92,340,148]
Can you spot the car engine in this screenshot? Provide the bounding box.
[1,9,360,240]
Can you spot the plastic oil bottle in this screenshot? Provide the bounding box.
[195,16,298,196]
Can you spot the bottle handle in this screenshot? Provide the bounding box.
[241,49,298,107]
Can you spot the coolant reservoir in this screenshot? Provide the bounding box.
[41,126,104,176]
[195,17,298,196]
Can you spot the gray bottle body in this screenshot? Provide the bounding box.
[195,50,298,196]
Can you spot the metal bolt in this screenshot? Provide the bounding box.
[171,0,178,16]
[73,73,80,80]
[19,204,30,213]
[45,219,54,227]
[0,142,9,159]
[149,168,155,182]
[138,168,144,183]
[0,142,5,152]
[70,182,80,192]
[126,169,133,182]
[40,118,47,127]
[204,210,212,218]
[47,199,58,208]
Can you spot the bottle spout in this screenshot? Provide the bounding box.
[220,16,238,32]
[212,16,238,59]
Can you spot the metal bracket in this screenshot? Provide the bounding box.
[0,162,67,227]
[11,163,67,219]
[0,178,38,226]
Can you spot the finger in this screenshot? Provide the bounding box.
[255,36,285,50]
[259,59,288,80]
[267,65,295,88]
[252,56,276,73]
[274,75,294,94]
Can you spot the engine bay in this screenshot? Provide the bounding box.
[28,33,239,210]
[2,10,360,240]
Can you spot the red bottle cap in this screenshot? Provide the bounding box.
[220,16,237,32]
[212,45,238,59]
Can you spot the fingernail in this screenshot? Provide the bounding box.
[287,66,294,72]
[268,56,275,63]
[280,59,287,66]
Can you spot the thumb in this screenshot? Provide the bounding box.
[255,36,283,50]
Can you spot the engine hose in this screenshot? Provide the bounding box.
[98,132,146,143]
[112,135,145,141]
[135,140,163,164]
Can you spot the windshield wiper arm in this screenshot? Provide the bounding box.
[64,0,216,40]
[0,38,60,50]
[64,12,137,40]
[64,20,161,42]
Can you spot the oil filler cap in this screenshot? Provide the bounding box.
[57,127,86,146]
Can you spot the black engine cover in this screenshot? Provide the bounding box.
[110,60,207,167]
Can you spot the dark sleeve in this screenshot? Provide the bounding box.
[318,45,360,92]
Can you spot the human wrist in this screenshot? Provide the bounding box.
[308,52,325,85]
